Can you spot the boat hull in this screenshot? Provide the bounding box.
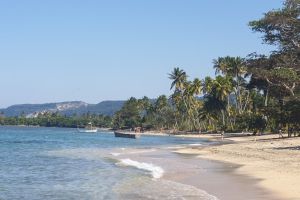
[114,131,140,139]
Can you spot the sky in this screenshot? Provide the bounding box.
[0,0,283,108]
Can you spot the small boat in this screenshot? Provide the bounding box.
[77,122,98,133]
[114,131,140,139]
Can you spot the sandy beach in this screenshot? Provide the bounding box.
[175,134,300,200]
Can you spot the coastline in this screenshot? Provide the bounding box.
[175,134,300,200]
[3,126,298,199]
[3,125,299,198]
[113,141,278,200]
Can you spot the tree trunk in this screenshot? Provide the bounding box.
[264,89,269,107]
[236,73,242,114]
[244,91,250,112]
[221,110,226,127]
[227,95,230,112]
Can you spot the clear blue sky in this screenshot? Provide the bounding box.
[0,0,283,108]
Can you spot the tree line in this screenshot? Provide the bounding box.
[112,0,300,136]
[0,112,112,128]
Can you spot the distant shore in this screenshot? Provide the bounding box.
[175,134,300,200]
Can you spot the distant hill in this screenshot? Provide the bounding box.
[61,101,125,116]
[0,97,208,118]
[0,101,125,117]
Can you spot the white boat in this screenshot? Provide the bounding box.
[77,122,98,133]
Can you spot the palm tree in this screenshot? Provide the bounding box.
[202,75,233,129]
[213,76,233,102]
[169,67,187,91]
[182,79,203,131]
[213,56,247,114]
[213,56,246,77]
[201,95,225,131]
[190,78,202,96]
[169,70,203,131]
[203,76,232,102]
[169,68,190,129]
[214,76,233,128]
[202,76,214,94]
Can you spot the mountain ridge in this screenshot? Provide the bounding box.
[0,100,125,117]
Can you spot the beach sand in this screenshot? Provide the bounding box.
[175,134,300,200]
[106,131,300,199]
[113,145,279,200]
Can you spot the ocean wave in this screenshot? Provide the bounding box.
[188,143,202,146]
[111,152,121,156]
[118,159,164,179]
[161,146,182,151]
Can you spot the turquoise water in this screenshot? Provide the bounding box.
[0,126,216,200]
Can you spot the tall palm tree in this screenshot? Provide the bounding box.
[182,80,202,131]
[202,76,214,94]
[190,78,202,96]
[202,75,233,128]
[213,56,246,77]
[201,95,225,131]
[203,76,232,102]
[213,75,233,102]
[169,71,202,131]
[169,68,191,129]
[169,67,187,91]
[213,56,247,114]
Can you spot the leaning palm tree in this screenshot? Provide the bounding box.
[169,67,187,91]
[169,68,190,129]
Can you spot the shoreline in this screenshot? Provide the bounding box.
[175,134,300,200]
[3,125,298,199]
[114,143,278,200]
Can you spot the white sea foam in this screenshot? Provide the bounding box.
[111,152,121,156]
[164,146,182,149]
[118,159,164,179]
[188,143,202,146]
[127,149,156,154]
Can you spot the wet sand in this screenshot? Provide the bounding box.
[113,147,278,200]
[176,135,300,200]
[164,153,277,200]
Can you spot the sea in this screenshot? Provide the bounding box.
[0,126,219,200]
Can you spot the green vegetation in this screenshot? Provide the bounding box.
[113,0,300,136]
[0,112,112,128]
